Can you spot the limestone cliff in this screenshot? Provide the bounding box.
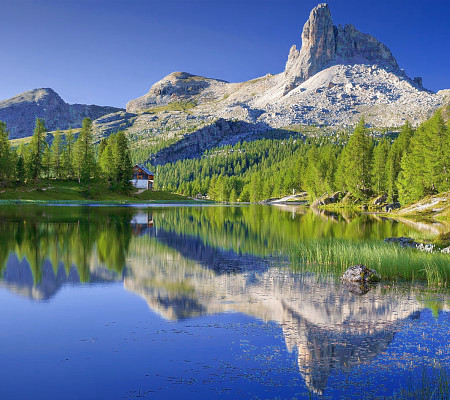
[283,3,399,94]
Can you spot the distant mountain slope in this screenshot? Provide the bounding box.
[0,88,123,139]
[122,3,445,132]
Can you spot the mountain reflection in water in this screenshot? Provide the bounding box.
[0,205,448,396]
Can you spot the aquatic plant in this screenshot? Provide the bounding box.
[290,239,449,286]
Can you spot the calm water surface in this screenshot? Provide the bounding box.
[0,205,448,399]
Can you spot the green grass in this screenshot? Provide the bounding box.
[290,239,449,286]
[140,101,197,115]
[0,180,199,203]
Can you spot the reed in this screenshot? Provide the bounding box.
[289,239,449,286]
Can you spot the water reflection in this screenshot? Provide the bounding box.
[0,205,448,395]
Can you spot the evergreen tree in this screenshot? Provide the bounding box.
[386,122,413,201]
[73,118,96,184]
[112,131,132,190]
[344,119,373,199]
[62,128,75,179]
[398,111,449,203]
[0,121,14,184]
[371,138,390,194]
[51,130,63,179]
[28,118,46,180]
[42,144,51,179]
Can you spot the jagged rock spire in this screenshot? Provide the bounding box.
[283,3,399,95]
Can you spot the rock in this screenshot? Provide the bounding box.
[0,88,123,139]
[414,77,423,88]
[340,264,381,283]
[384,237,419,248]
[373,194,387,205]
[283,3,399,95]
[415,243,435,253]
[384,202,401,212]
[312,191,343,206]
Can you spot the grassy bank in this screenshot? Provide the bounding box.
[0,180,199,203]
[290,239,449,286]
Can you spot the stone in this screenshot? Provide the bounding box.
[384,202,401,212]
[373,194,387,205]
[414,77,423,88]
[415,243,435,252]
[384,237,419,248]
[340,264,381,283]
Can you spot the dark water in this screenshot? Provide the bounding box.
[0,205,448,399]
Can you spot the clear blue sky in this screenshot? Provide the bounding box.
[1,0,449,108]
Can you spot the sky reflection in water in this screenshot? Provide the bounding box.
[0,205,448,399]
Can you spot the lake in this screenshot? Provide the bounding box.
[0,204,448,399]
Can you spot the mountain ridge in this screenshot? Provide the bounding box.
[0,88,123,139]
[1,3,447,145]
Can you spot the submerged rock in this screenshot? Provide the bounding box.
[341,264,381,283]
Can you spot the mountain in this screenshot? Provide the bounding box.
[3,3,447,149]
[0,88,123,139]
[85,2,447,162]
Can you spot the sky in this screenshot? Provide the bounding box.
[0,0,449,108]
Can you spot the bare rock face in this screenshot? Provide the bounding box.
[126,72,228,113]
[0,88,123,139]
[284,3,399,94]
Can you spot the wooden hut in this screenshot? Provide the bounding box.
[131,164,154,190]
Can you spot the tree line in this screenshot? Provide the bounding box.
[0,118,132,191]
[156,110,449,204]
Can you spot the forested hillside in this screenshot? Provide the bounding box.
[155,110,449,205]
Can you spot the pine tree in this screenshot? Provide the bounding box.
[0,121,14,184]
[386,122,413,201]
[112,131,132,190]
[42,144,51,179]
[344,118,373,199]
[73,118,96,184]
[28,118,46,180]
[62,128,75,179]
[371,138,390,194]
[398,111,449,203]
[51,130,63,179]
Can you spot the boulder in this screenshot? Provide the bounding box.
[340,264,381,283]
[441,246,450,254]
[373,194,387,205]
[384,237,419,248]
[415,243,435,253]
[384,202,401,212]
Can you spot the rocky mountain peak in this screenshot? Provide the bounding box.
[126,72,228,113]
[283,3,399,94]
[0,88,123,139]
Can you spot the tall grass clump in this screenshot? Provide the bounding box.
[289,239,449,286]
[392,363,448,400]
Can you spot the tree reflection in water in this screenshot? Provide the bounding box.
[0,205,447,395]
